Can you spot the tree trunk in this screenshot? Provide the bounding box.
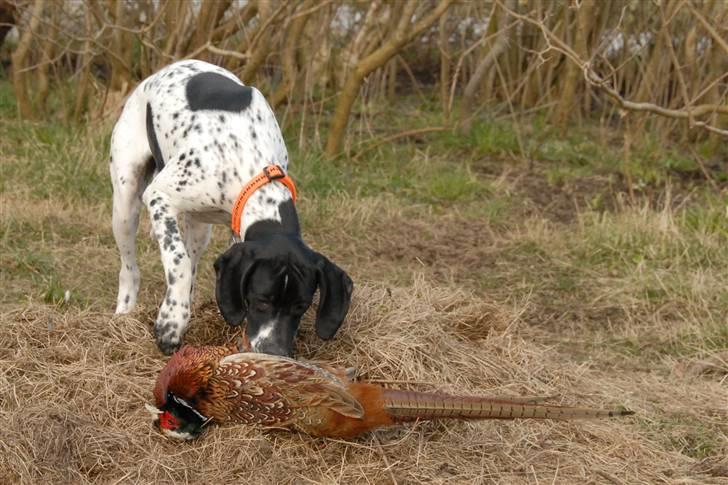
[0,0,16,48]
[72,5,95,122]
[186,0,232,55]
[11,0,45,119]
[552,0,594,130]
[324,0,454,159]
[270,1,315,107]
[458,0,516,132]
[108,0,131,92]
[239,0,275,83]
[438,8,450,119]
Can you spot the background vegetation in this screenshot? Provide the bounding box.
[1,0,727,483]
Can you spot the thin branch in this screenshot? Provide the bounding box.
[497,0,728,137]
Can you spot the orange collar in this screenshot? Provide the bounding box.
[231,165,297,238]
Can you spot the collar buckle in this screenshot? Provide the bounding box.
[263,165,285,181]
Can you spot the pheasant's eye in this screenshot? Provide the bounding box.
[159,411,179,430]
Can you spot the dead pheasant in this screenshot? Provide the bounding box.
[146,345,634,440]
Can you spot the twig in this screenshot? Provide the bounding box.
[201,42,249,61]
[687,146,720,192]
[496,0,728,137]
[372,434,399,485]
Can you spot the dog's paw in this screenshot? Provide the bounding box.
[153,320,183,355]
[114,303,134,314]
[155,333,182,355]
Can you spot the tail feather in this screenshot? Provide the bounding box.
[382,389,633,421]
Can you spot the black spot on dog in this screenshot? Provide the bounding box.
[219,114,226,123]
[146,103,165,171]
[186,72,253,112]
[194,158,201,168]
[124,294,130,304]
[180,153,186,161]
[164,217,176,234]
[167,272,176,285]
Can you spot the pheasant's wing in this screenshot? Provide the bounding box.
[215,353,364,419]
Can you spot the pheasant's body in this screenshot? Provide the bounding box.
[150,345,633,440]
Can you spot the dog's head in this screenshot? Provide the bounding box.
[213,237,353,357]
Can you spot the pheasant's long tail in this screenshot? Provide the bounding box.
[381,389,634,422]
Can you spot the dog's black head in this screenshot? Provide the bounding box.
[213,236,353,357]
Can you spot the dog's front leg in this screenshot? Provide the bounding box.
[142,187,194,355]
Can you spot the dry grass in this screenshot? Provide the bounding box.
[3,280,723,484]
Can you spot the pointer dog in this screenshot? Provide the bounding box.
[110,60,352,356]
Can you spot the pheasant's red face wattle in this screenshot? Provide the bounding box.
[158,411,179,430]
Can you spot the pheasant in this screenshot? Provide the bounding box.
[146,345,634,440]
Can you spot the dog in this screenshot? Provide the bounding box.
[110,60,353,356]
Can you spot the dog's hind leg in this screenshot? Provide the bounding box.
[110,92,154,314]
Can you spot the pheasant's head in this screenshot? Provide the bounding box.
[147,345,235,440]
[146,392,208,440]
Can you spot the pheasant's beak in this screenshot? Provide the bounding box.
[145,403,163,417]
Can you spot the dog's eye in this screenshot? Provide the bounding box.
[291,303,309,315]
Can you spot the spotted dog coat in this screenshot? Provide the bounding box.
[110,60,352,355]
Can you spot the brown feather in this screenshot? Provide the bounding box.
[153,345,235,406]
[381,389,633,421]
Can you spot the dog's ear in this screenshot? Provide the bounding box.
[312,253,353,340]
[214,243,256,326]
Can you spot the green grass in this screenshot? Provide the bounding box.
[288,139,492,206]
[0,78,15,117]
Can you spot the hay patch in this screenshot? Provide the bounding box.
[2,277,722,483]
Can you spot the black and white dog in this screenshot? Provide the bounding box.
[110,60,353,356]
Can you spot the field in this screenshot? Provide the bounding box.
[1,80,727,484]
